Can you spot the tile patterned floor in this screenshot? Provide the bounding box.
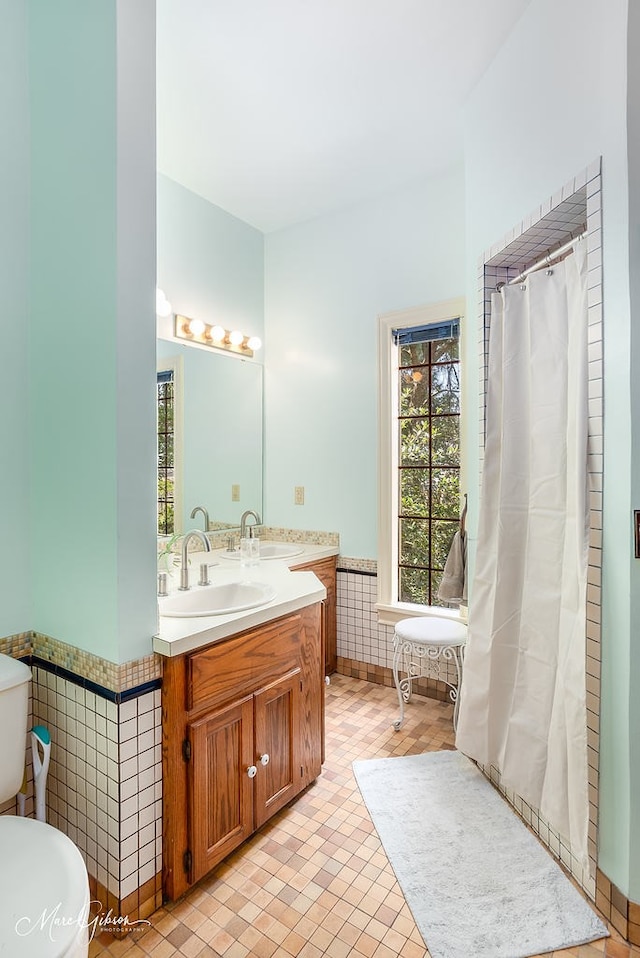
[89,674,640,958]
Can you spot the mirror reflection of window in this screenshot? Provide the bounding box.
[157,369,175,535]
[156,339,262,533]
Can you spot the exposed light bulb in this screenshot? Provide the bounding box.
[156,288,172,317]
[173,313,262,358]
[188,318,206,336]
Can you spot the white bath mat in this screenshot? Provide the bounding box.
[352,749,608,958]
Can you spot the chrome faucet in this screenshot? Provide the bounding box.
[190,505,210,532]
[240,510,261,539]
[179,530,211,591]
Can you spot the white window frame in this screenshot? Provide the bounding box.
[376,296,466,626]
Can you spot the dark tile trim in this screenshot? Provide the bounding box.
[336,566,377,577]
[28,655,162,704]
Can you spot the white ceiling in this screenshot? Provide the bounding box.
[156,0,532,234]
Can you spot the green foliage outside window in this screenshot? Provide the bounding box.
[398,337,460,605]
[158,377,175,535]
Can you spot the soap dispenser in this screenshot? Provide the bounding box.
[240,526,260,568]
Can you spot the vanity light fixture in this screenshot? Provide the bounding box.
[175,314,262,357]
[156,288,172,317]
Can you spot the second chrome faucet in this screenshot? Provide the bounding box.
[190,505,210,532]
[240,510,261,539]
[179,530,211,591]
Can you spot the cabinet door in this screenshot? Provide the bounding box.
[188,696,254,882]
[254,670,300,828]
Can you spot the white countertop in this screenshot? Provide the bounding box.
[153,542,338,657]
[214,540,339,567]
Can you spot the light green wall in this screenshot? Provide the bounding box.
[0,0,30,634]
[157,157,465,562]
[462,0,635,898]
[264,168,466,558]
[157,174,264,341]
[29,1,118,652]
[113,0,159,662]
[26,0,157,662]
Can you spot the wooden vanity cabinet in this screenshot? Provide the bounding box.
[291,555,337,675]
[162,603,323,901]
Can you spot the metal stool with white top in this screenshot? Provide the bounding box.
[392,616,468,731]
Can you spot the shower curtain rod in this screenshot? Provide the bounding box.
[504,229,588,287]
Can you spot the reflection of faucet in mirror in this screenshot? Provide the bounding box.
[179,530,211,591]
[240,510,261,539]
[190,505,210,532]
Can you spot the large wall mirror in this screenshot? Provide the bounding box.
[157,336,263,535]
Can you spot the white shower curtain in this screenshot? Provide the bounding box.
[456,241,590,866]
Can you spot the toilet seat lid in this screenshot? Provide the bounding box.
[0,816,89,958]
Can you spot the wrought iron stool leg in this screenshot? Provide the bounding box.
[451,645,464,731]
[392,635,405,731]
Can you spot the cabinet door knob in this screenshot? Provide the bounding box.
[247,765,257,779]
[260,753,270,766]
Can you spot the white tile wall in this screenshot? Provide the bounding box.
[337,572,391,667]
[27,667,162,901]
[337,569,460,689]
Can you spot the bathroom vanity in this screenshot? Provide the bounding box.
[154,544,337,901]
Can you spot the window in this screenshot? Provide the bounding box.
[397,324,460,604]
[377,298,464,624]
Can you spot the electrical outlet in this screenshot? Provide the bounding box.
[294,486,305,505]
[231,484,240,502]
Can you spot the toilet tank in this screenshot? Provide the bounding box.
[0,653,31,804]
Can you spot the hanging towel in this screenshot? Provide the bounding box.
[438,530,466,603]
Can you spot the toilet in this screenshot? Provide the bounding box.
[0,653,90,957]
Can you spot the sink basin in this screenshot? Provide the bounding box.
[222,543,305,561]
[159,581,276,618]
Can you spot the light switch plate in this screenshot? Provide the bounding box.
[294,486,305,505]
[232,484,240,502]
